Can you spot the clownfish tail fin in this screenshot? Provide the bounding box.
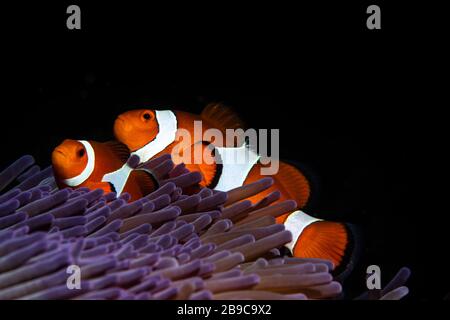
[333,223,361,282]
[201,102,246,137]
[275,161,312,209]
[285,211,357,272]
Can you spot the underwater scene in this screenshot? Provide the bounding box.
[1,2,443,310]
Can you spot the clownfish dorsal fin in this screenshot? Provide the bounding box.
[130,169,158,196]
[201,103,246,135]
[103,141,131,163]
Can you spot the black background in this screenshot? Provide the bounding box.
[0,1,446,301]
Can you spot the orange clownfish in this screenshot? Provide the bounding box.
[113,104,352,268]
[51,139,157,201]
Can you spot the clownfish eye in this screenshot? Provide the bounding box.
[78,149,85,158]
[143,113,152,120]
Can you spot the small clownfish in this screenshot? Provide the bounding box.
[113,104,353,268]
[51,139,157,201]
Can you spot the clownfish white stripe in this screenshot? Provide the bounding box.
[213,144,261,191]
[284,210,322,253]
[132,110,178,163]
[102,163,134,195]
[62,140,96,187]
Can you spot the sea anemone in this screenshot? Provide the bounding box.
[0,155,410,300]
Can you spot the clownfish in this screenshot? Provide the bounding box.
[52,139,157,201]
[113,104,352,268]
[113,105,233,188]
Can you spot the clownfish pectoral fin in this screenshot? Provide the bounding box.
[130,169,158,196]
[274,161,312,209]
[84,181,114,194]
[185,162,217,188]
[103,141,131,163]
[201,103,246,141]
[176,142,217,188]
